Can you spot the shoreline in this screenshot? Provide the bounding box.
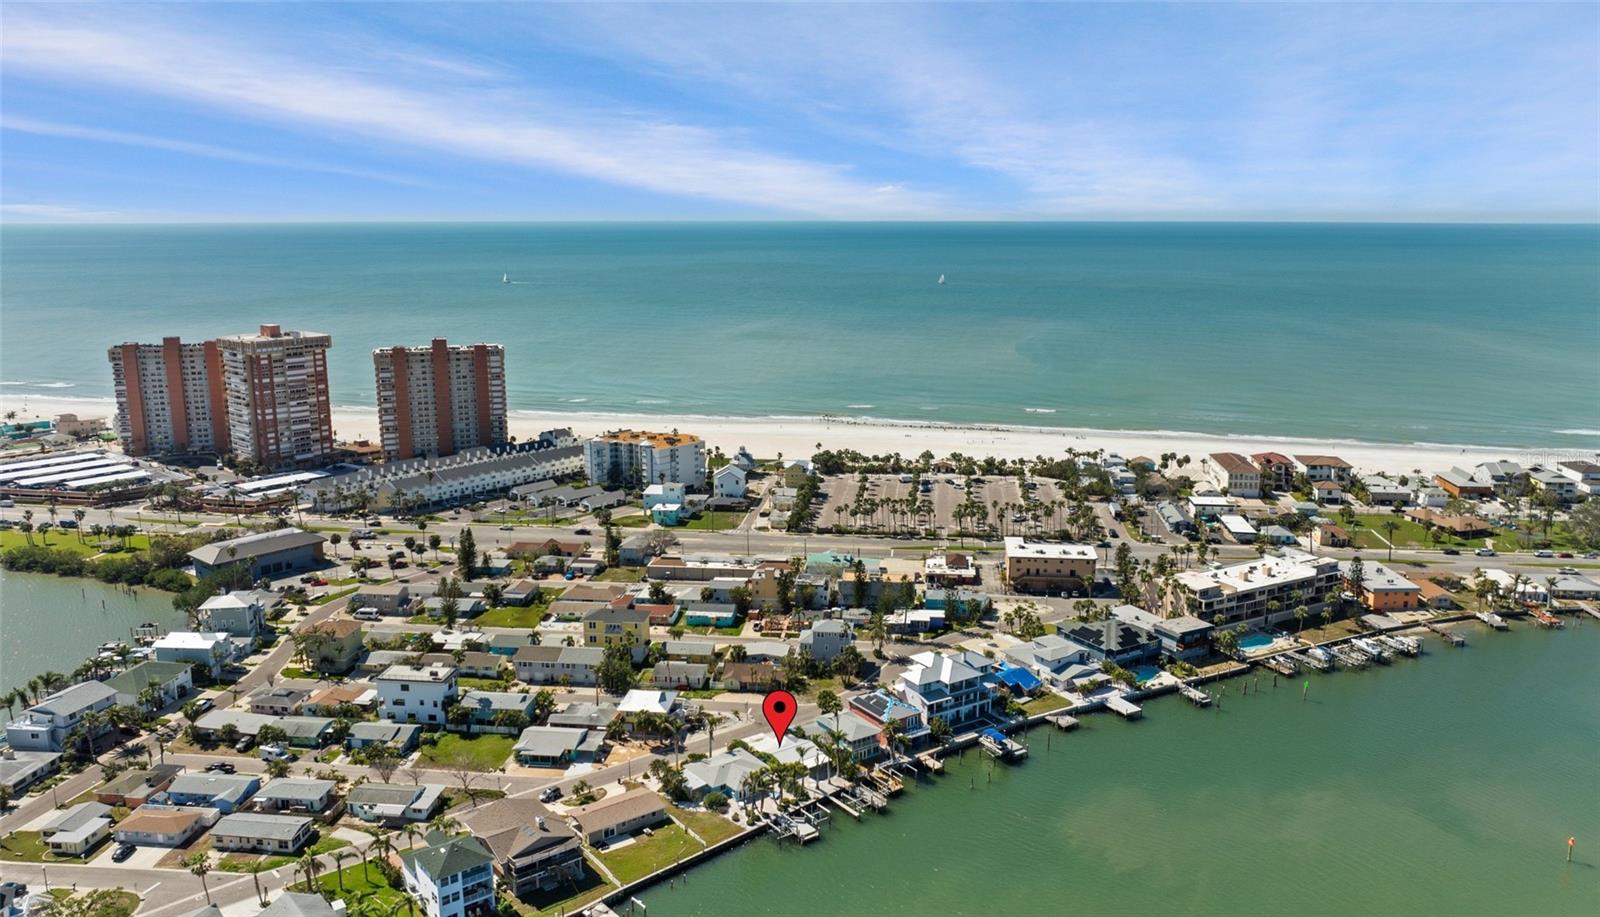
[5,394,1596,478]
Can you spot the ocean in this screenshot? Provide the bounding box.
[2,222,1596,450]
[647,625,1600,917]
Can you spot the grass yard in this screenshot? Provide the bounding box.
[0,830,103,863]
[595,822,704,884]
[1022,693,1071,715]
[456,675,515,691]
[671,805,743,846]
[1343,514,1488,551]
[219,834,349,871]
[682,511,745,531]
[418,732,515,771]
[304,863,408,908]
[1,530,153,555]
[594,566,646,582]
[474,605,548,628]
[611,515,650,528]
[44,889,140,917]
[509,857,614,917]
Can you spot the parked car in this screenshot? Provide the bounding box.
[205,761,236,774]
[234,736,255,753]
[191,697,214,716]
[1442,548,1461,555]
[499,524,515,531]
[539,786,563,803]
[1557,552,1574,558]
[573,527,591,535]
[1533,549,1555,558]
[1558,566,1579,575]
[352,608,381,621]
[111,844,136,863]
[260,743,294,762]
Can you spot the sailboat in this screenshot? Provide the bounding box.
[502,273,510,284]
[937,274,946,285]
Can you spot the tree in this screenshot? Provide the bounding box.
[597,642,637,695]
[362,742,403,783]
[1570,499,1600,551]
[184,851,215,904]
[457,527,478,580]
[928,716,952,744]
[816,689,843,736]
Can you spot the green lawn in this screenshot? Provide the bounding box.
[0,830,103,863]
[594,566,646,583]
[682,511,745,531]
[594,822,703,884]
[611,515,650,528]
[1,529,153,555]
[303,863,407,908]
[418,732,515,771]
[457,675,514,691]
[219,835,349,871]
[671,806,743,846]
[1343,514,1489,550]
[1022,693,1070,715]
[474,605,548,628]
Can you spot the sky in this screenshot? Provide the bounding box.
[2,2,1596,222]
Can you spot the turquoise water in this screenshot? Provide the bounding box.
[3,223,1597,448]
[1239,633,1275,650]
[648,625,1600,916]
[1132,664,1162,682]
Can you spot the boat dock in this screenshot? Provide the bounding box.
[765,810,822,844]
[1105,695,1143,719]
[866,769,904,795]
[978,727,1029,760]
[1047,713,1080,730]
[1575,603,1600,622]
[1178,683,1212,706]
[917,752,944,774]
[1424,622,1466,646]
[1331,644,1370,668]
[1288,650,1331,672]
[1476,611,1509,630]
[1261,655,1297,677]
[1529,607,1564,629]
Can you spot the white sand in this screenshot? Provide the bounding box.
[6,393,1589,478]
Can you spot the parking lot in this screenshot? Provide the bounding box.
[815,473,1071,534]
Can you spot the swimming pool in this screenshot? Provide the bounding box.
[1133,665,1162,682]
[1238,633,1275,650]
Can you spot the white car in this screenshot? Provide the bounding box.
[260,743,293,762]
[351,608,381,621]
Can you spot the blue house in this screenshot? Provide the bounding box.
[163,773,260,813]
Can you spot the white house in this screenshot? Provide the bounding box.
[1206,453,1262,498]
[196,591,270,638]
[376,665,458,726]
[401,833,497,917]
[5,681,117,752]
[347,783,446,823]
[643,481,687,510]
[152,632,236,678]
[712,464,748,499]
[894,651,996,730]
[797,619,853,664]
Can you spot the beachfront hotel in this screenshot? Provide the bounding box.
[372,338,508,461]
[583,429,707,488]
[106,336,230,456]
[1164,549,1342,626]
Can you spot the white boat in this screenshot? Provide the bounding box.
[502,273,510,284]
[1305,645,1335,666]
[1378,634,1420,656]
[1352,637,1392,663]
[1331,645,1370,668]
[937,274,946,285]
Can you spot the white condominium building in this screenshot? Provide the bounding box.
[1166,549,1341,625]
[373,339,507,461]
[584,429,706,488]
[215,324,334,468]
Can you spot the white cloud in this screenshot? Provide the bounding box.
[0,9,944,217]
[1,203,122,222]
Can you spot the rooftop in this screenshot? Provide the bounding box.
[376,664,455,684]
[568,788,667,834]
[213,812,313,841]
[1003,537,1098,560]
[188,528,325,565]
[593,429,702,448]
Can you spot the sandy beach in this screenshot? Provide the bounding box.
[8,393,1593,478]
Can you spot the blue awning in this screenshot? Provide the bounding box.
[994,666,1043,692]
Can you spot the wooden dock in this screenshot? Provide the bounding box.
[867,769,904,795]
[1261,655,1297,677]
[917,753,944,774]
[1424,622,1466,646]
[1047,714,1080,730]
[1105,695,1143,719]
[1178,683,1212,707]
[828,794,862,820]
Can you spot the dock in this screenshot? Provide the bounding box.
[1331,645,1369,668]
[1288,650,1331,672]
[1177,683,1212,707]
[765,811,821,844]
[1261,655,1297,677]
[828,795,862,820]
[1576,603,1600,621]
[1424,622,1466,646]
[1529,607,1564,629]
[1105,695,1143,719]
[866,769,904,795]
[917,752,944,774]
[1047,713,1080,730]
[978,727,1029,760]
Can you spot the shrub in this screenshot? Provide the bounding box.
[703,791,729,812]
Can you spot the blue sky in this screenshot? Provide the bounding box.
[2,2,1596,221]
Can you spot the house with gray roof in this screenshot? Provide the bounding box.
[683,748,766,801]
[259,893,342,917]
[40,801,113,856]
[211,812,315,854]
[165,773,261,813]
[254,778,338,814]
[807,712,882,763]
[276,715,337,747]
[648,661,710,689]
[460,799,584,896]
[0,750,61,794]
[798,619,853,663]
[512,726,605,768]
[400,833,497,917]
[103,660,195,712]
[5,680,118,752]
[457,691,537,731]
[347,783,446,823]
[346,720,422,753]
[546,702,620,730]
[194,709,278,738]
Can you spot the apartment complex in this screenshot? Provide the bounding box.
[373,339,508,461]
[1165,550,1341,625]
[215,325,334,468]
[1003,537,1098,594]
[1206,452,1263,498]
[108,324,332,467]
[583,429,706,488]
[107,337,229,456]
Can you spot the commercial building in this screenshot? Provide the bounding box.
[188,528,326,580]
[1206,452,1262,498]
[1003,538,1097,595]
[584,430,706,488]
[214,324,334,468]
[107,337,229,456]
[373,339,508,461]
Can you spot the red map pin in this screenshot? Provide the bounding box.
[762,690,798,743]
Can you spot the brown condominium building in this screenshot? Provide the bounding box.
[373,339,507,461]
[109,324,332,468]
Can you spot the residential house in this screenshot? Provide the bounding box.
[0,750,61,796]
[719,661,779,691]
[40,801,114,856]
[712,463,747,499]
[346,721,422,754]
[247,687,307,717]
[1556,460,1600,495]
[617,535,658,567]
[895,652,996,730]
[196,591,270,639]
[649,661,710,689]
[746,733,829,780]
[1472,461,1529,496]
[1404,575,1459,610]
[1002,634,1094,685]
[112,806,206,847]
[663,641,718,664]
[1404,508,1494,538]
[849,689,928,745]
[1187,494,1238,520]
[152,632,236,678]
[460,799,585,897]
[1058,613,1160,666]
[486,633,534,657]
[377,665,458,726]
[95,765,182,807]
[797,619,853,664]
[351,583,416,617]
[456,691,536,731]
[617,689,681,717]
[259,894,343,917]
[1294,454,1353,484]
[301,684,377,717]
[1362,476,1413,507]
[211,812,315,854]
[5,681,117,753]
[581,607,649,659]
[165,773,261,813]
[1150,615,1215,662]
[683,748,767,801]
[547,703,620,731]
[400,833,497,917]
[103,660,193,712]
[512,726,604,768]
[1434,469,1494,499]
[500,579,543,607]
[276,716,338,748]
[513,646,603,687]
[1313,524,1351,549]
[1312,480,1344,504]
[421,653,504,680]
[738,641,791,664]
[1206,452,1262,498]
[1251,452,1295,492]
[567,789,669,845]
[347,783,446,824]
[1529,466,1581,502]
[253,778,337,814]
[193,709,278,740]
[807,712,883,763]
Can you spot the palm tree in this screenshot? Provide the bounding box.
[360,827,393,881]
[243,859,272,907]
[184,852,214,904]
[330,848,354,890]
